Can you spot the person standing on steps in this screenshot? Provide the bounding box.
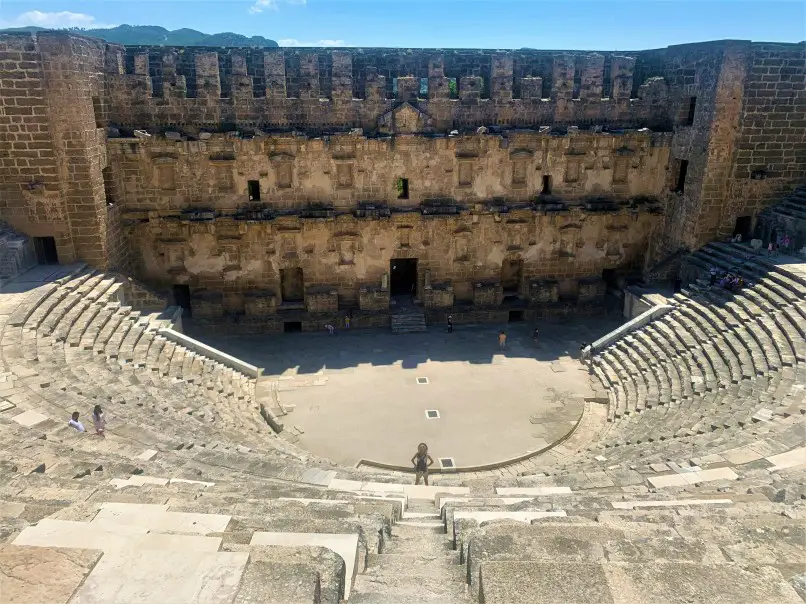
[532,327,539,344]
[446,314,453,333]
[498,331,507,350]
[68,411,85,433]
[92,404,106,438]
[411,443,434,486]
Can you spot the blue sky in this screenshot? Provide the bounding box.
[0,0,804,48]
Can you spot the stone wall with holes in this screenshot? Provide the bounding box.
[105,130,671,210]
[0,32,110,265]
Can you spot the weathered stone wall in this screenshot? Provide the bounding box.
[105,130,670,210]
[0,32,109,265]
[120,206,660,314]
[105,204,134,274]
[720,43,806,237]
[646,40,805,262]
[103,46,672,132]
[2,31,803,319]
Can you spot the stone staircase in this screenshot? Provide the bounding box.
[391,308,427,334]
[350,499,472,603]
[770,185,806,220]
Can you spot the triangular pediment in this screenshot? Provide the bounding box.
[377,102,433,135]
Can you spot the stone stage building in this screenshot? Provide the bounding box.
[1,33,804,331]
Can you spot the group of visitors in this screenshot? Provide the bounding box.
[67,405,107,437]
[709,267,747,292]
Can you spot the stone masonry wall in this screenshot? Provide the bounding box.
[123,208,659,314]
[104,46,671,132]
[720,43,806,237]
[1,31,803,303]
[0,32,109,265]
[105,130,670,211]
[647,40,805,262]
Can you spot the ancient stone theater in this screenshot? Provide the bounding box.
[0,31,805,604]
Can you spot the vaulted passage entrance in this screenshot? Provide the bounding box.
[390,258,417,297]
[281,268,304,302]
[33,236,59,264]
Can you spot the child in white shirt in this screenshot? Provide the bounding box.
[68,411,85,432]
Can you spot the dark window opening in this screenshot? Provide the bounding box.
[541,175,553,195]
[390,258,418,297]
[92,96,104,128]
[397,178,409,200]
[248,180,261,201]
[102,167,115,204]
[686,96,697,126]
[33,237,58,264]
[733,216,753,239]
[602,268,618,289]
[675,160,689,193]
[508,310,524,322]
[172,285,192,317]
[283,321,302,333]
[572,57,582,100]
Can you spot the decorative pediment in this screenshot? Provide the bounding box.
[377,102,433,135]
[509,149,534,159]
[270,152,295,163]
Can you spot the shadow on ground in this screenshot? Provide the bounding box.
[186,317,623,376]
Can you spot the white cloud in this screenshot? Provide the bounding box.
[279,38,348,47]
[0,11,117,30]
[249,0,306,14]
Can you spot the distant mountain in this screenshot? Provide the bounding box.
[0,24,279,48]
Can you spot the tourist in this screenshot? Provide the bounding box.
[411,443,434,486]
[68,411,85,433]
[768,241,775,256]
[783,233,791,253]
[532,328,539,344]
[498,331,507,350]
[447,314,453,333]
[325,324,335,335]
[92,405,106,438]
[344,314,351,329]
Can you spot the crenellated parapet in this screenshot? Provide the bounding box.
[100,45,675,132]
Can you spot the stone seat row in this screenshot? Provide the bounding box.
[452,497,804,603]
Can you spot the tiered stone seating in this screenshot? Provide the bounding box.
[588,242,805,457]
[1,237,804,601]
